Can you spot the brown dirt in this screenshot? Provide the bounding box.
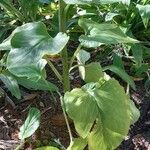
[119,81,150,150]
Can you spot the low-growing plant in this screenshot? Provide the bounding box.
[1,0,148,149]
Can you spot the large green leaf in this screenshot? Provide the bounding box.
[63,0,130,5]
[0,71,21,99]
[78,18,138,48]
[6,22,69,79]
[64,78,139,150]
[19,107,41,140]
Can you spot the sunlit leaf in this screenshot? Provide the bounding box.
[64,78,139,149]
[6,22,69,80]
[64,84,99,138]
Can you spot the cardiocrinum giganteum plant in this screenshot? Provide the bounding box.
[0,0,141,149]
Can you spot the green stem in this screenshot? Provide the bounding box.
[46,57,62,82]
[57,92,73,143]
[58,1,73,144]
[70,44,82,68]
[59,0,70,92]
[69,64,85,73]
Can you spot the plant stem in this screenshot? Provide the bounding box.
[70,44,82,68]
[59,0,70,92]
[69,64,85,73]
[58,92,73,143]
[46,57,62,82]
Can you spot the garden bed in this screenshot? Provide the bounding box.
[0,64,150,150]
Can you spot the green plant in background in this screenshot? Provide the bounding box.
[1,0,148,149]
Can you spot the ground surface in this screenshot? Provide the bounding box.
[0,60,150,150]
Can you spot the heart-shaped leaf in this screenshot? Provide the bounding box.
[64,78,139,149]
[6,22,69,80]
